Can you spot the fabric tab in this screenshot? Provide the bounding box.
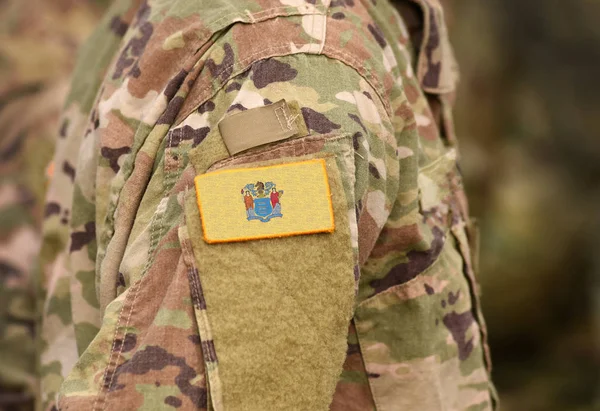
[194,159,334,243]
[218,99,303,155]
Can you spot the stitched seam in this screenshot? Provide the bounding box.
[97,202,163,410]
[103,206,164,410]
[179,217,222,409]
[318,1,329,54]
[321,47,392,119]
[92,281,134,411]
[283,105,300,130]
[274,107,286,131]
[184,245,207,352]
[206,5,324,30]
[310,12,317,54]
[143,200,162,276]
[323,49,385,92]
[186,251,201,313]
[279,105,295,130]
[91,292,129,411]
[168,128,174,154]
[100,278,142,411]
[165,132,179,189]
[179,207,203,319]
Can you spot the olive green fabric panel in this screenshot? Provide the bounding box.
[185,155,355,411]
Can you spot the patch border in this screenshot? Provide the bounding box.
[194,158,335,244]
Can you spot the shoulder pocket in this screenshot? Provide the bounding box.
[182,135,358,411]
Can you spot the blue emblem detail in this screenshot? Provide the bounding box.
[242,181,283,223]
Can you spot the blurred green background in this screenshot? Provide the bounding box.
[447,1,600,409]
[1,1,599,410]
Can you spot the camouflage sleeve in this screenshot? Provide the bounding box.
[0,74,68,411]
[40,0,495,409]
[0,2,108,410]
[41,46,397,409]
[0,87,58,409]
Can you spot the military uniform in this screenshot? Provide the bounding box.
[0,2,102,410]
[39,0,496,410]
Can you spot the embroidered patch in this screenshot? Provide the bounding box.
[242,182,283,222]
[194,159,334,243]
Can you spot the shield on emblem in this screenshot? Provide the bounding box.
[253,198,273,217]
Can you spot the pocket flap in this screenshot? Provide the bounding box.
[418,148,457,212]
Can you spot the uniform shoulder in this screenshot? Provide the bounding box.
[170,0,406,124]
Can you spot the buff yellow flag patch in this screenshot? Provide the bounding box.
[194,159,335,243]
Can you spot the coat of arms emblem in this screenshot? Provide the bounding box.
[241,181,283,222]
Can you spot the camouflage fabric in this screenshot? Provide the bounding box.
[0,2,103,410]
[39,0,496,410]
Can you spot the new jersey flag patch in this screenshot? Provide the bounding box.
[194,159,335,243]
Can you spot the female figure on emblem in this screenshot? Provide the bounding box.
[270,187,280,208]
[243,190,254,217]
